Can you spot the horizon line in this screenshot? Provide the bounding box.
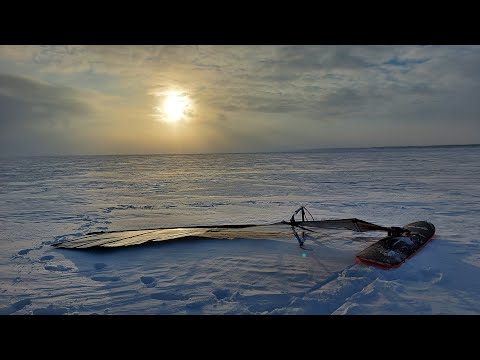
[2,143,480,158]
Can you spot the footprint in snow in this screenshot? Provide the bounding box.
[212,289,232,300]
[93,263,107,270]
[40,255,54,261]
[140,276,156,288]
[0,299,32,315]
[45,265,72,272]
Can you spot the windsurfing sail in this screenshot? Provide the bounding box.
[52,206,394,249]
[51,206,435,270]
[285,218,391,232]
[53,228,213,249]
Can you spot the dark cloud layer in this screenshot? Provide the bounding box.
[0,73,93,155]
[0,73,91,127]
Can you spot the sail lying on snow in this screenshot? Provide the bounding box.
[52,223,277,249]
[291,219,390,232]
[51,206,435,270]
[52,208,393,249]
[53,228,213,249]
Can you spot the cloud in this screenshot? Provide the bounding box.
[0,73,92,129]
[1,45,479,155]
[0,73,99,155]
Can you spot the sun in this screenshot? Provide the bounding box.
[159,92,190,123]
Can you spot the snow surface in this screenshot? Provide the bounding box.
[1,146,480,315]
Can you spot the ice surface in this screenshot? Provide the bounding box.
[1,146,480,314]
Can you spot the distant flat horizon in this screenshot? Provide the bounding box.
[291,142,480,153]
[2,143,479,158]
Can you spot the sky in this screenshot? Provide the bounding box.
[1,45,479,156]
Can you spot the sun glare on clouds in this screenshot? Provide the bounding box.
[155,91,191,123]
